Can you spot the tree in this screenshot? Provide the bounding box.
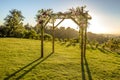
[34,24,41,34]
[106,38,119,51]
[24,23,32,31]
[0,25,11,37]
[4,9,24,37]
[13,22,25,38]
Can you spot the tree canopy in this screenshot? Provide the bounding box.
[4,9,24,37]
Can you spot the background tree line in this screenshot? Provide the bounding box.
[0,9,120,52]
[0,9,79,40]
[87,32,120,54]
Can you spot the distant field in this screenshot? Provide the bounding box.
[0,38,120,80]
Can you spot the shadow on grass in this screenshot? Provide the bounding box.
[117,52,120,55]
[97,48,107,53]
[104,48,113,53]
[84,57,92,80]
[81,57,86,80]
[98,48,113,54]
[4,52,53,80]
[81,56,92,80]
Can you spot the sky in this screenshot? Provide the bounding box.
[0,0,120,34]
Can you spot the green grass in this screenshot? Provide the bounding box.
[0,38,120,80]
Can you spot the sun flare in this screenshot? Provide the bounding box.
[55,18,108,34]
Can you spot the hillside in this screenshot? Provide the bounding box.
[0,38,120,80]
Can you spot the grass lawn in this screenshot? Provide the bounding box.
[0,38,120,80]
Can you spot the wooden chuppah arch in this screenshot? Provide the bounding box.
[37,6,91,59]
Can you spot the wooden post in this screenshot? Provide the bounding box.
[81,7,84,63]
[81,25,84,64]
[52,18,55,53]
[84,18,87,57]
[41,24,44,58]
[40,17,51,58]
[52,18,64,53]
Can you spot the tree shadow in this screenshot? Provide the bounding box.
[104,48,113,53]
[117,52,120,55]
[98,48,114,54]
[81,56,93,80]
[66,43,71,47]
[4,52,53,80]
[98,48,107,53]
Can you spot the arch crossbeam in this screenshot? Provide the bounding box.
[37,6,92,60]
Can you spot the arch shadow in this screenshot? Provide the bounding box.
[4,52,53,80]
[81,56,92,80]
